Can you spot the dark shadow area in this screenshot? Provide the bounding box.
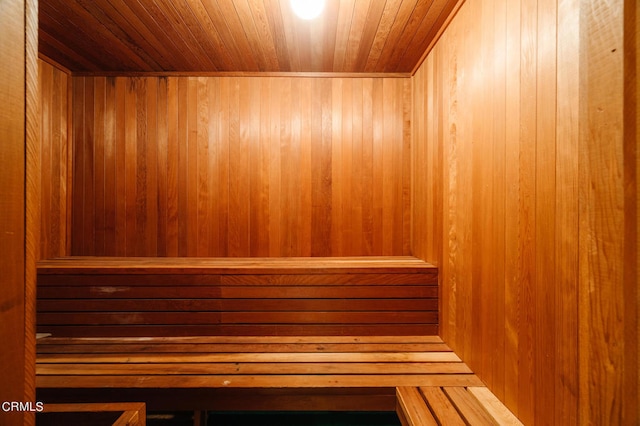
[146,411,401,426]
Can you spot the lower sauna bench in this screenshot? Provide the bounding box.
[37,402,145,426]
[36,335,521,424]
[34,256,518,424]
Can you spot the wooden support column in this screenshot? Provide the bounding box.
[579,0,638,424]
[0,0,38,425]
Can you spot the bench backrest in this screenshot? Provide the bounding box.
[37,257,438,337]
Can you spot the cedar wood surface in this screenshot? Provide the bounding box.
[396,386,524,425]
[35,336,522,421]
[39,0,460,73]
[36,256,438,336]
[0,1,38,426]
[67,74,412,257]
[39,60,71,259]
[0,1,28,424]
[39,402,146,426]
[412,0,638,424]
[33,0,639,424]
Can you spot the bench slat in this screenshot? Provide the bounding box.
[37,351,462,363]
[37,342,451,354]
[38,256,436,274]
[37,362,472,375]
[39,298,437,312]
[419,386,466,425]
[467,387,524,425]
[38,285,437,299]
[36,324,439,337]
[38,273,434,286]
[444,387,500,425]
[37,373,484,388]
[39,311,437,325]
[396,387,438,426]
[36,335,444,344]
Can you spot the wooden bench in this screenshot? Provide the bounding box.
[38,402,146,426]
[396,386,523,425]
[35,256,457,419]
[36,335,483,412]
[37,256,438,337]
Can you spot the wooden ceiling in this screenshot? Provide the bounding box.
[39,0,460,74]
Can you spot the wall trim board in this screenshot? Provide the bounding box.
[410,0,467,76]
[39,53,72,75]
[70,71,412,79]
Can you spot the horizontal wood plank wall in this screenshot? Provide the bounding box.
[39,59,71,259]
[70,75,411,257]
[412,0,638,424]
[36,257,438,336]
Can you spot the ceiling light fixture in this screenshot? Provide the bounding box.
[290,0,325,20]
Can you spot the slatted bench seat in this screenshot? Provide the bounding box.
[36,335,483,413]
[396,386,523,425]
[36,256,450,419]
[36,256,438,337]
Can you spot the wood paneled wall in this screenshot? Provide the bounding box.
[0,0,38,425]
[71,75,411,257]
[412,0,637,424]
[39,59,71,259]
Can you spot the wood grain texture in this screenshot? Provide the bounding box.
[579,1,638,424]
[39,402,146,426]
[39,0,462,73]
[39,59,71,259]
[36,257,438,336]
[396,387,438,426]
[396,386,522,426]
[24,1,39,424]
[70,75,411,257]
[38,387,398,412]
[411,0,638,424]
[629,0,640,419]
[0,1,31,425]
[36,335,481,390]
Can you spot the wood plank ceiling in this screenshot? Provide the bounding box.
[39,0,460,74]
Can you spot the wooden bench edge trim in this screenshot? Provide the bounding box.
[36,256,437,275]
[36,374,485,388]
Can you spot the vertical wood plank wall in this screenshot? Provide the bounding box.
[0,2,28,424]
[70,75,411,257]
[0,0,37,425]
[39,59,71,259]
[411,0,638,424]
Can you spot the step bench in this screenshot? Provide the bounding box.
[36,256,438,337]
[396,386,523,425]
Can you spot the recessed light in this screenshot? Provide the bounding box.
[290,0,325,20]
